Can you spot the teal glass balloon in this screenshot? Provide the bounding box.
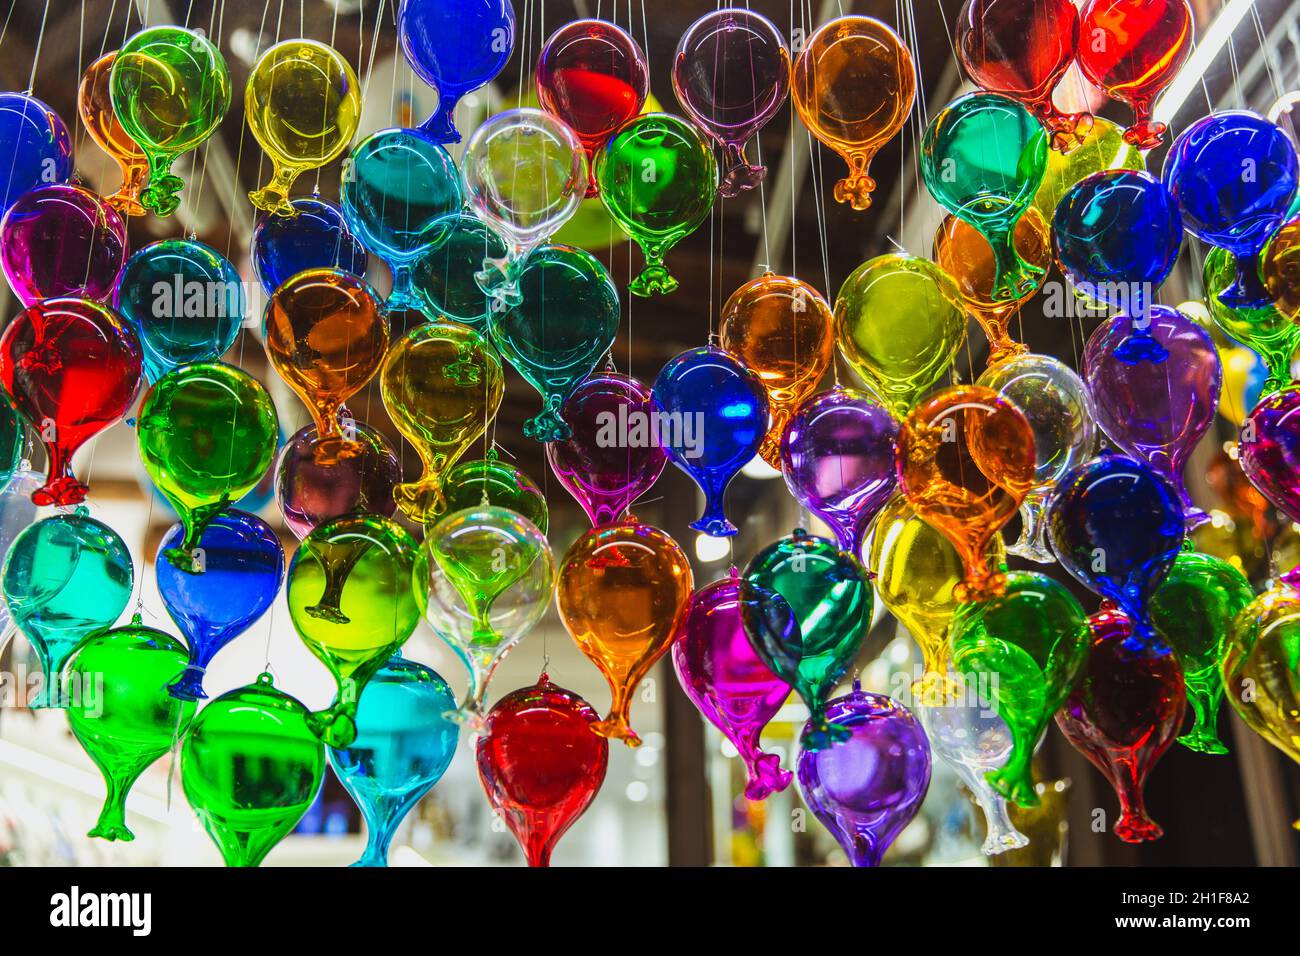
[741,529,872,750]
[437,453,548,533]
[488,244,619,442]
[181,673,325,867]
[413,212,508,328]
[1148,547,1255,755]
[921,92,1048,302]
[65,616,195,841]
[2,510,133,709]
[328,654,459,866]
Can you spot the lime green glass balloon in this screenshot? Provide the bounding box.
[65,616,195,841]
[1031,116,1144,225]
[137,362,279,573]
[922,92,1048,302]
[1149,547,1254,755]
[436,454,548,533]
[595,113,718,296]
[109,26,231,216]
[287,513,421,747]
[1,392,25,488]
[949,570,1089,807]
[1204,246,1300,396]
[181,673,325,867]
[835,254,966,415]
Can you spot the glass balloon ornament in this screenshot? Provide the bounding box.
[0,297,142,506]
[896,386,1037,603]
[672,8,790,196]
[397,0,515,143]
[328,654,459,867]
[1056,604,1185,842]
[156,511,284,701]
[595,113,718,296]
[741,529,873,750]
[1076,0,1193,150]
[245,40,361,215]
[546,371,667,527]
[558,520,693,747]
[796,681,930,867]
[720,273,835,467]
[2,511,133,709]
[0,395,24,489]
[412,212,506,328]
[381,321,504,522]
[276,421,399,540]
[1031,116,1145,224]
[537,19,649,197]
[64,618,195,841]
[0,184,128,307]
[250,197,369,299]
[109,26,231,216]
[922,92,1048,301]
[1262,214,1300,324]
[287,514,422,747]
[673,570,793,801]
[137,362,279,571]
[477,674,608,867]
[1206,246,1300,397]
[1239,386,1300,524]
[652,346,768,537]
[834,254,966,415]
[0,91,72,212]
[439,455,548,532]
[791,16,915,210]
[116,238,244,382]
[78,53,148,216]
[181,673,325,867]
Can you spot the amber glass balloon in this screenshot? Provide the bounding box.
[78,52,148,216]
[1261,214,1300,323]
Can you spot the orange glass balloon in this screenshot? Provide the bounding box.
[719,273,835,466]
[897,385,1036,602]
[933,206,1051,366]
[264,268,388,465]
[792,16,916,211]
[557,518,693,747]
[1261,214,1300,323]
[78,51,149,216]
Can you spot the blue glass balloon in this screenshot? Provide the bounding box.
[652,345,768,537]
[156,510,285,701]
[0,92,73,212]
[328,653,459,867]
[1053,170,1182,364]
[397,0,515,143]
[115,238,245,382]
[1047,453,1184,640]
[342,128,462,311]
[250,197,368,298]
[412,212,507,328]
[1163,111,1300,309]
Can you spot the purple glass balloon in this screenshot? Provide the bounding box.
[780,386,899,553]
[0,184,127,306]
[672,570,794,800]
[546,371,668,526]
[796,681,931,867]
[1084,305,1221,529]
[1240,385,1300,523]
[275,419,401,540]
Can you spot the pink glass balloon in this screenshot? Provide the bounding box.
[1240,385,1300,524]
[0,184,127,306]
[672,570,793,800]
[275,419,401,540]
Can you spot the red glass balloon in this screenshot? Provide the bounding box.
[0,298,142,505]
[1055,604,1186,843]
[476,673,609,867]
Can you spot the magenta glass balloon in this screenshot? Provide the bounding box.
[1084,305,1221,529]
[1240,385,1300,524]
[780,386,899,553]
[0,184,127,306]
[672,571,793,800]
[275,420,402,540]
[545,371,667,526]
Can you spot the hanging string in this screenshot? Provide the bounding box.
[25,0,52,94]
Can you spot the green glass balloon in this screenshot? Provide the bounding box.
[286,513,421,747]
[1,510,133,709]
[949,570,1089,807]
[435,453,548,534]
[109,26,232,216]
[1204,246,1300,396]
[921,92,1048,302]
[137,362,279,573]
[1,392,25,489]
[741,529,873,750]
[595,113,718,296]
[65,615,195,841]
[181,673,325,867]
[1148,547,1255,755]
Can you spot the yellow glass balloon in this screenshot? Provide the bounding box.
[792,16,915,211]
[380,321,504,523]
[245,39,361,216]
[78,51,149,216]
[1031,116,1144,225]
